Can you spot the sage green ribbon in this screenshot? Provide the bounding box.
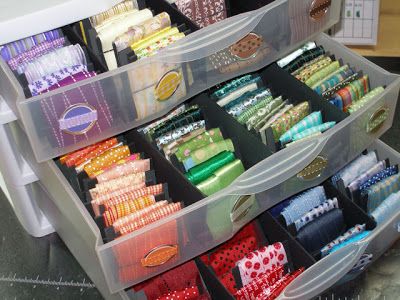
[252,101,288,131]
[183,139,235,171]
[348,87,385,114]
[197,159,245,196]
[174,128,224,162]
[185,151,235,185]
[245,96,284,130]
[236,94,275,124]
[305,61,340,87]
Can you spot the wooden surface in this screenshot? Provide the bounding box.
[348,0,400,57]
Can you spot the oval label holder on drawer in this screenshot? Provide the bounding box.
[154,70,182,101]
[230,195,255,223]
[230,33,263,60]
[309,0,332,21]
[366,106,389,133]
[141,244,178,268]
[58,103,98,135]
[297,155,328,180]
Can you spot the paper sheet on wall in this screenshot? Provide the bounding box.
[329,0,380,45]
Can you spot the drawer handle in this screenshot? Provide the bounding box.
[230,195,255,223]
[229,32,263,60]
[309,0,332,21]
[366,106,389,134]
[141,245,178,268]
[154,70,182,101]
[297,155,328,180]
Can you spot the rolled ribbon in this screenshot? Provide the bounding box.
[140,105,186,134]
[367,173,400,213]
[136,32,185,59]
[224,87,268,111]
[279,111,322,144]
[257,103,292,136]
[237,95,279,125]
[131,26,177,52]
[196,159,244,196]
[371,191,400,224]
[295,56,332,82]
[332,151,378,187]
[183,139,235,171]
[292,121,336,141]
[211,75,254,99]
[164,128,207,159]
[227,90,273,118]
[347,160,386,192]
[186,151,236,185]
[294,198,339,232]
[174,128,224,162]
[243,96,284,129]
[96,159,151,183]
[291,54,325,76]
[322,72,361,100]
[155,120,206,148]
[113,12,171,52]
[329,231,370,255]
[320,224,366,257]
[296,208,345,254]
[283,46,325,73]
[217,82,260,107]
[305,61,341,87]
[360,165,399,196]
[83,145,131,177]
[280,186,327,226]
[348,86,385,114]
[277,41,316,68]
[271,101,310,141]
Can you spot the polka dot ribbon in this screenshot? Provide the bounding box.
[237,242,288,286]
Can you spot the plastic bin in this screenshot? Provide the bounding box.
[0,0,342,162]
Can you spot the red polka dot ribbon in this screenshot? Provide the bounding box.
[156,286,200,300]
[234,265,286,300]
[236,242,288,286]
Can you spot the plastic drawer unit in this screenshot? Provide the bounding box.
[0,0,342,162]
[3,1,400,300]
[0,97,53,237]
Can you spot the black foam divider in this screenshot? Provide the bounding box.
[195,209,316,299]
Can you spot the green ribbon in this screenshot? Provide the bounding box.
[185,151,236,185]
[197,159,245,196]
[305,61,340,87]
[183,139,235,169]
[174,128,224,162]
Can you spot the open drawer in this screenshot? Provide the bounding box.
[0,0,341,162]
[276,139,400,300]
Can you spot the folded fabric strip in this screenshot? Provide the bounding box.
[280,186,327,226]
[305,61,340,87]
[227,90,273,118]
[291,54,325,76]
[320,224,366,257]
[360,165,399,196]
[279,111,322,144]
[367,173,400,213]
[347,160,387,192]
[271,102,309,141]
[371,191,400,224]
[295,56,332,82]
[329,231,371,255]
[211,75,254,99]
[294,198,339,232]
[183,139,235,171]
[313,66,355,95]
[223,88,267,111]
[217,82,260,107]
[237,95,280,125]
[155,120,206,148]
[236,242,288,286]
[296,208,345,254]
[174,128,224,161]
[331,151,378,187]
[348,86,385,114]
[292,121,336,141]
[244,97,284,130]
[322,72,361,100]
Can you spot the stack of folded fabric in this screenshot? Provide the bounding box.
[132,260,211,300]
[272,186,370,258]
[332,151,400,219]
[1,29,95,97]
[84,1,187,69]
[140,105,245,196]
[211,74,336,149]
[200,223,304,300]
[58,135,182,239]
[278,42,385,114]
